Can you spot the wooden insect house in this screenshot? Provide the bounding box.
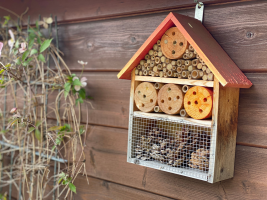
[117,12,252,183]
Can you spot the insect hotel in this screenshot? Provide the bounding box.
[117,12,252,183]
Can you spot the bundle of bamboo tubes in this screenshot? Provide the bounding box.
[134,40,214,81]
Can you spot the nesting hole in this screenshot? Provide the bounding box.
[188,101,191,105]
[141,103,145,107]
[161,99,164,103]
[172,50,175,54]
[138,91,141,94]
[194,101,198,105]
[168,97,172,101]
[172,32,175,36]
[177,96,180,99]
[203,98,207,102]
[193,91,196,95]
[143,95,146,98]
[168,107,172,110]
[199,109,203,113]
[173,41,177,45]
[168,87,171,92]
[179,42,183,46]
[150,99,153,103]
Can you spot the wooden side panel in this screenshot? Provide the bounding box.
[211,78,240,183]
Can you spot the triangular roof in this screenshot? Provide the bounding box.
[117,12,252,88]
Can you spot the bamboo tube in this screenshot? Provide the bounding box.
[178,74,182,79]
[167,70,174,77]
[196,54,200,59]
[145,54,151,60]
[153,66,158,73]
[197,63,202,70]
[157,51,163,57]
[149,71,152,76]
[199,57,203,62]
[142,66,146,71]
[172,66,177,71]
[192,59,199,67]
[163,68,167,73]
[137,65,142,70]
[147,66,153,71]
[177,67,183,74]
[177,59,185,66]
[161,56,166,63]
[143,70,148,76]
[206,68,211,74]
[165,58,170,64]
[194,50,197,54]
[149,50,154,56]
[154,82,164,90]
[147,59,151,64]
[158,47,162,52]
[155,72,159,77]
[183,54,188,59]
[185,49,189,54]
[157,40,161,46]
[153,44,158,51]
[151,71,155,77]
[140,60,146,65]
[153,51,158,56]
[167,64,173,71]
[171,60,177,66]
[189,44,194,51]
[157,64,163,70]
[188,52,195,59]
[159,71,164,77]
[162,63,166,68]
[208,73,214,81]
[188,74,192,79]
[199,71,206,77]
[201,60,205,65]
[191,70,202,79]
[163,72,168,78]
[180,109,189,117]
[155,57,161,64]
[139,71,143,76]
[185,60,192,66]
[182,85,192,93]
[181,65,188,70]
[151,56,156,61]
[202,65,207,72]
[202,74,208,81]
[135,69,139,75]
[154,106,163,113]
[173,73,178,78]
[144,63,148,67]
[182,71,190,78]
[188,65,197,71]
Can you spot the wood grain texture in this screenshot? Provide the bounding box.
[0,0,248,25]
[81,124,267,200]
[45,1,267,73]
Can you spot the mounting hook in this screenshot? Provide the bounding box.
[194,0,204,22]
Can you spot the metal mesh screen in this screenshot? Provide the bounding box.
[130,114,213,174]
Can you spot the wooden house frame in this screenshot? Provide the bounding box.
[118,12,252,183]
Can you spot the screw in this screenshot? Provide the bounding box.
[246,32,254,38]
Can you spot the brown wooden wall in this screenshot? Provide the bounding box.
[2,0,267,199]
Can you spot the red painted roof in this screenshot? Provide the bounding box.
[117,12,252,88]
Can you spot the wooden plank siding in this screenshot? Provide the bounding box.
[1,0,267,199]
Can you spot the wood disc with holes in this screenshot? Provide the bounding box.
[135,82,158,112]
[184,86,213,119]
[158,83,184,114]
[160,27,189,59]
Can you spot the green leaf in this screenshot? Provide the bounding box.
[73,79,82,86]
[86,95,93,99]
[75,97,83,106]
[35,120,42,127]
[68,183,76,193]
[79,126,85,135]
[64,82,71,99]
[15,58,21,65]
[0,69,5,75]
[37,37,41,45]
[40,38,53,53]
[15,40,19,48]
[30,49,38,56]
[28,127,35,134]
[28,37,35,49]
[78,88,86,99]
[35,129,41,141]
[0,130,8,134]
[64,124,71,131]
[38,54,46,63]
[48,126,63,131]
[13,49,18,55]
[21,50,30,61]
[22,57,33,66]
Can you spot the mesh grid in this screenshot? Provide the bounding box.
[130,114,213,174]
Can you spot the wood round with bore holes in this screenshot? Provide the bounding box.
[158,83,184,114]
[135,82,158,112]
[160,27,189,59]
[184,86,213,119]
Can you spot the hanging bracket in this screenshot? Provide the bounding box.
[194,0,204,23]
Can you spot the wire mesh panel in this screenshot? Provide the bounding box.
[128,113,214,181]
